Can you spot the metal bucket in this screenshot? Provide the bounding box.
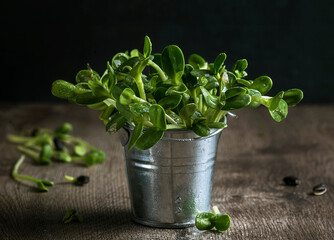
[118,127,223,228]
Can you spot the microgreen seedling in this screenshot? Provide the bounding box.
[62,209,83,223]
[51,36,303,150]
[12,155,54,192]
[195,206,230,232]
[65,175,90,186]
[7,123,105,167]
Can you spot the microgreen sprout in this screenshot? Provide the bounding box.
[7,123,105,167]
[12,155,54,192]
[195,206,230,232]
[51,36,303,150]
[65,175,90,186]
[62,209,83,223]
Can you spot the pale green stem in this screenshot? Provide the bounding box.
[17,145,39,161]
[191,89,198,105]
[214,110,228,122]
[167,124,186,130]
[63,136,95,151]
[165,113,178,125]
[252,96,271,107]
[148,60,167,81]
[212,205,221,215]
[135,75,147,101]
[143,120,154,128]
[7,135,32,144]
[12,155,54,191]
[198,94,203,113]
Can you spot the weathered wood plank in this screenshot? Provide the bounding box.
[0,103,333,239]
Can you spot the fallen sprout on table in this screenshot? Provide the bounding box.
[195,206,230,232]
[7,123,106,167]
[62,209,83,224]
[12,155,54,192]
[65,175,90,186]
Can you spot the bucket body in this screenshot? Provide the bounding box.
[119,127,223,228]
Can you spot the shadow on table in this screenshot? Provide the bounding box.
[0,204,139,239]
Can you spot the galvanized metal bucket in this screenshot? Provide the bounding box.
[118,127,223,228]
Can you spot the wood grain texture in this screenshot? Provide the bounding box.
[0,103,333,240]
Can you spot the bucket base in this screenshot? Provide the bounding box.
[132,216,195,229]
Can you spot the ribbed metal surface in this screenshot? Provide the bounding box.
[119,128,223,228]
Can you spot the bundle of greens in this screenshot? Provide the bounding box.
[51,36,303,150]
[7,123,106,167]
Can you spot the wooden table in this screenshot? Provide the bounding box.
[0,103,333,239]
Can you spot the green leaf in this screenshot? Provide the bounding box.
[116,100,134,121]
[162,45,185,85]
[213,53,227,75]
[232,59,248,78]
[236,79,252,87]
[81,150,106,166]
[88,81,110,98]
[214,214,231,231]
[75,92,107,105]
[182,64,207,89]
[190,69,211,78]
[208,122,227,129]
[158,95,182,109]
[205,76,219,91]
[222,94,251,110]
[165,83,187,96]
[76,70,93,83]
[120,88,143,105]
[143,36,152,58]
[119,57,140,73]
[269,91,284,111]
[192,119,210,137]
[39,144,53,164]
[105,113,127,133]
[225,87,247,99]
[225,71,237,88]
[283,89,303,106]
[166,109,183,124]
[129,102,151,115]
[269,99,288,122]
[153,87,167,102]
[179,103,197,120]
[179,103,198,128]
[188,54,206,69]
[200,86,220,109]
[99,105,115,122]
[136,128,164,150]
[74,145,86,156]
[107,61,117,90]
[250,76,273,95]
[195,212,215,230]
[247,89,262,108]
[128,122,143,150]
[112,52,129,69]
[149,104,167,130]
[55,123,73,134]
[51,80,77,100]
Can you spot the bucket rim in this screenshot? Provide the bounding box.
[122,116,226,142]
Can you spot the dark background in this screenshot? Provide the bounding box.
[2,0,334,103]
